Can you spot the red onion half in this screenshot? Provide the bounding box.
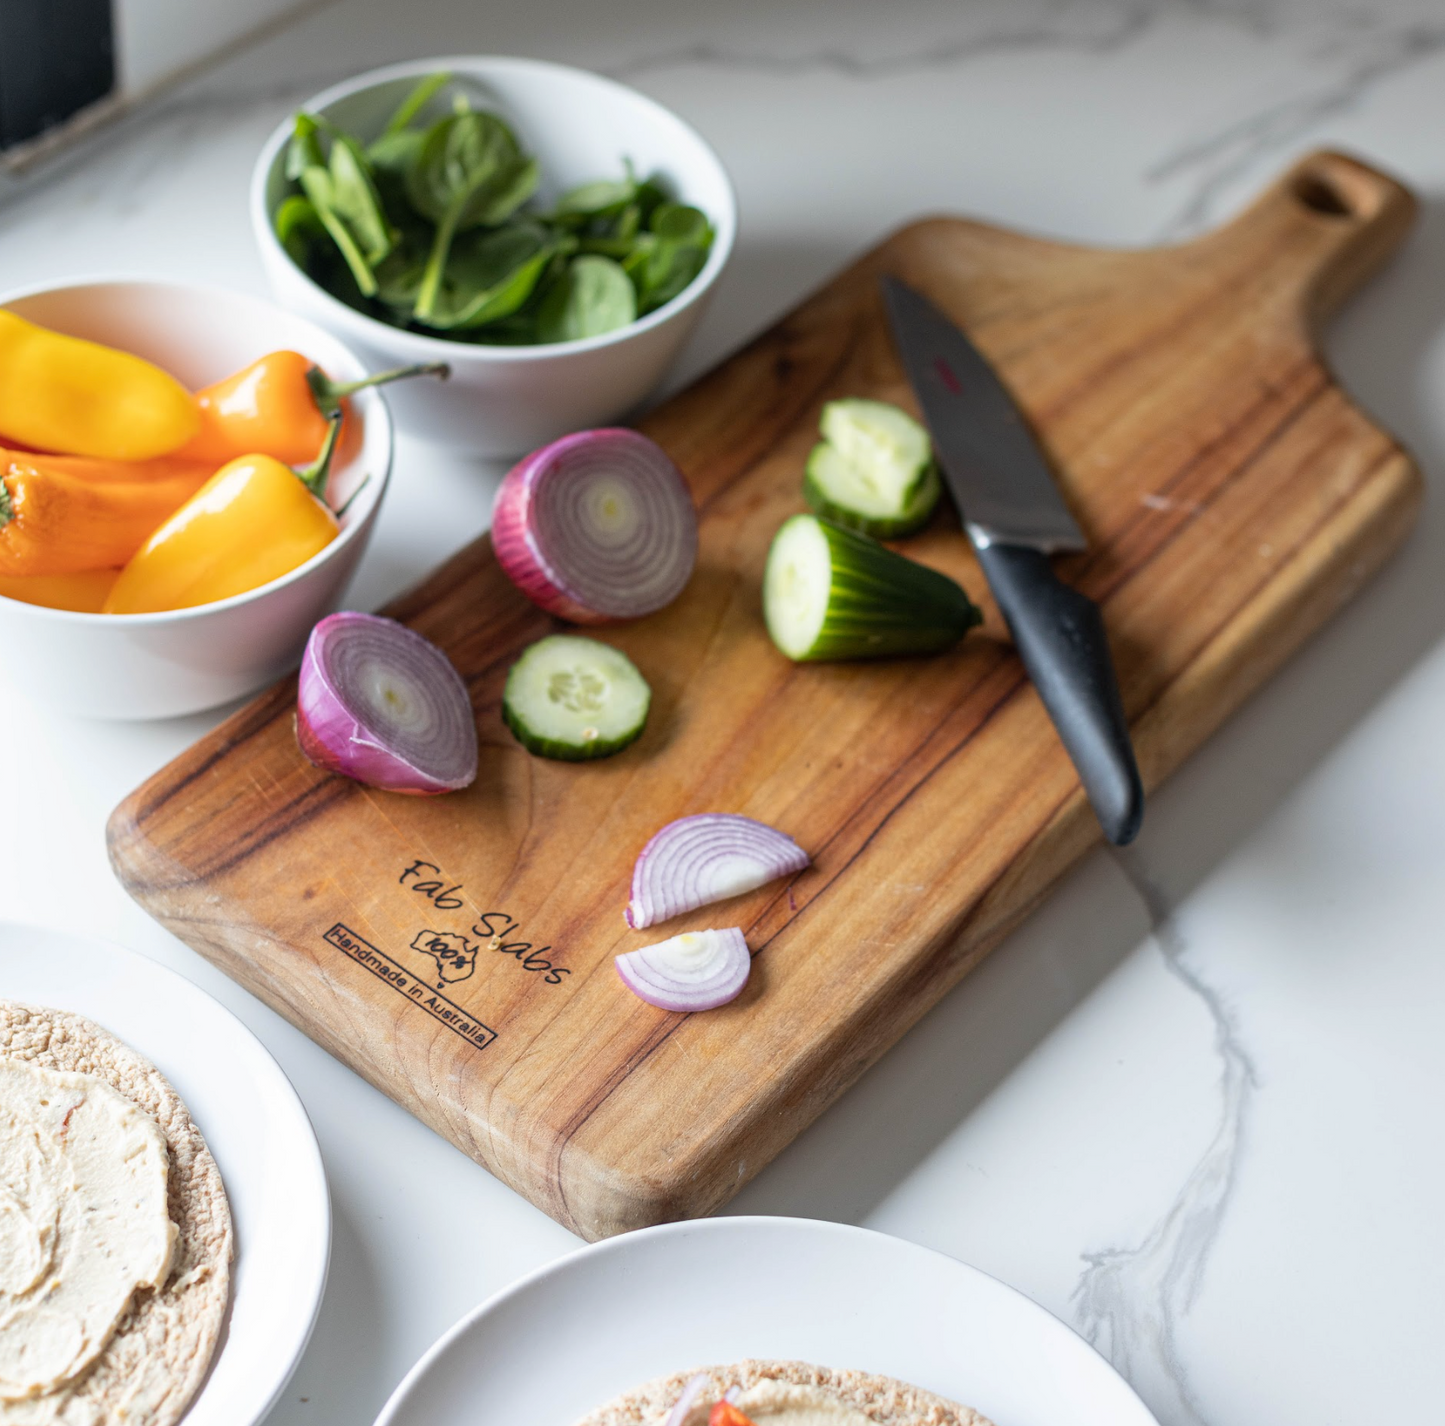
[296,611,478,795]
[626,814,811,930]
[490,428,697,623]
[615,928,751,1012]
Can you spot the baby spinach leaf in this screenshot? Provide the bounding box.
[322,128,394,263]
[373,231,430,313]
[629,202,714,314]
[368,127,425,182]
[535,255,636,343]
[367,71,450,194]
[408,110,541,322]
[632,177,669,221]
[649,202,711,246]
[286,112,326,179]
[381,71,451,136]
[414,223,555,331]
[284,111,395,297]
[405,110,524,224]
[275,194,324,266]
[638,242,709,314]
[553,174,637,220]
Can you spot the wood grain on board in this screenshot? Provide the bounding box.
[109,150,1421,1240]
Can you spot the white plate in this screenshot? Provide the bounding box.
[375,1216,1157,1426]
[0,922,330,1426]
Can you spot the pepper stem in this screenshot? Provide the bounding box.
[305,361,450,418]
[296,411,344,503]
[0,479,11,530]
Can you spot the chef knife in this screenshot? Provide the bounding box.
[881,275,1144,845]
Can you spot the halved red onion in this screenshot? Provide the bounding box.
[662,1374,709,1426]
[296,611,478,795]
[615,929,751,1012]
[490,428,697,623]
[626,814,811,930]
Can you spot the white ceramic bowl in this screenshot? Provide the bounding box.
[0,279,392,720]
[250,55,737,456]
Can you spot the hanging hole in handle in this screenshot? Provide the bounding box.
[1292,172,1355,219]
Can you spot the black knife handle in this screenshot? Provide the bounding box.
[976,543,1144,845]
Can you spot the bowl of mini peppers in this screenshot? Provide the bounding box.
[0,279,415,719]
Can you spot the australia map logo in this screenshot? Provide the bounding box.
[410,930,478,987]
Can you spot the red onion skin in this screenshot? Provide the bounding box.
[295,612,478,795]
[296,703,448,795]
[490,443,600,623]
[626,814,811,930]
[490,428,696,623]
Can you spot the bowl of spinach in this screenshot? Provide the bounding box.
[251,57,735,454]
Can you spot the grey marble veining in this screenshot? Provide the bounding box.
[608,3,1160,81]
[1075,852,1258,1426]
[1148,13,1445,233]
[604,1,1445,239]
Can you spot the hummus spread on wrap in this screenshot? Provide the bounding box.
[0,1060,177,1402]
[575,1359,993,1426]
[0,1000,233,1426]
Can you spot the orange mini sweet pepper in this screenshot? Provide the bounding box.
[179,350,447,466]
[0,568,120,613]
[104,413,347,614]
[0,450,213,577]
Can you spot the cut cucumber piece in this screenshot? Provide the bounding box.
[804,441,942,538]
[763,514,980,662]
[803,397,939,537]
[503,634,651,760]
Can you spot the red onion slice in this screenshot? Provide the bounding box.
[615,928,750,1012]
[626,814,811,930]
[296,611,478,795]
[662,1374,709,1426]
[491,428,697,623]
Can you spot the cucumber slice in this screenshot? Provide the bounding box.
[763,514,980,662]
[503,634,651,760]
[804,441,942,538]
[804,398,939,537]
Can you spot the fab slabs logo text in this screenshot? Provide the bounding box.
[398,860,571,986]
[319,860,572,1054]
[410,930,477,987]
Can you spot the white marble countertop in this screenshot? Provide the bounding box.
[3,2,1444,1423]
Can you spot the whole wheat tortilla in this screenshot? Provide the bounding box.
[1,1000,234,1426]
[574,1360,993,1426]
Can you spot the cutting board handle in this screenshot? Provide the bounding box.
[1205,149,1416,328]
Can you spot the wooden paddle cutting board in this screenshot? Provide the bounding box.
[109,150,1421,1241]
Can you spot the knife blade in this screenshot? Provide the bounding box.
[881,275,1144,845]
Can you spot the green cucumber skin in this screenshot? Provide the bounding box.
[501,634,651,761]
[772,516,982,663]
[803,453,942,538]
[501,697,648,760]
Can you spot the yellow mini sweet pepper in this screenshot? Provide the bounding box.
[104,414,345,614]
[0,312,200,461]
